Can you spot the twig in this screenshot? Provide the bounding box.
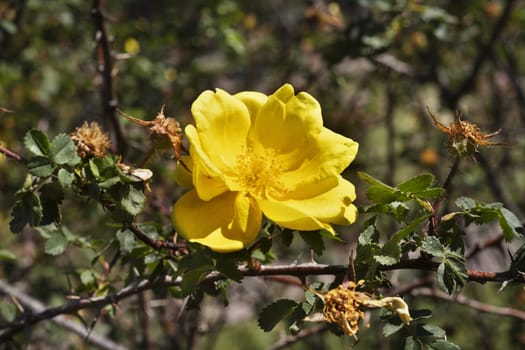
[91,0,126,155]
[0,145,25,163]
[0,280,127,350]
[127,224,188,255]
[411,287,525,321]
[431,157,460,231]
[1,262,524,341]
[465,232,505,260]
[446,0,516,108]
[268,325,330,350]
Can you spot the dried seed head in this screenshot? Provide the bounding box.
[427,108,501,157]
[322,280,369,339]
[320,280,411,340]
[70,121,111,159]
[119,107,185,159]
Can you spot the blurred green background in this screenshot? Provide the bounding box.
[1,0,525,349]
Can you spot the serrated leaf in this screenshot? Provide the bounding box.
[0,249,17,261]
[455,197,476,210]
[27,156,55,177]
[374,254,398,265]
[414,188,445,200]
[420,323,446,338]
[49,134,81,166]
[366,185,400,204]
[58,168,75,187]
[410,309,433,320]
[421,236,444,256]
[116,229,136,254]
[397,174,434,193]
[430,340,461,350]
[24,129,50,156]
[257,299,299,332]
[10,192,43,233]
[281,229,294,247]
[180,266,213,296]
[498,208,522,241]
[359,225,377,245]
[80,270,96,286]
[404,336,423,350]
[40,182,64,225]
[215,259,243,282]
[120,185,145,216]
[45,232,68,255]
[383,321,405,337]
[0,302,17,322]
[299,231,325,256]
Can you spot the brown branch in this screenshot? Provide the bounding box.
[0,145,25,163]
[91,0,126,155]
[0,280,126,350]
[465,232,505,260]
[446,0,516,108]
[269,325,330,350]
[127,224,188,255]
[2,261,524,341]
[411,287,525,321]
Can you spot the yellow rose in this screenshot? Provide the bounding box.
[172,84,358,252]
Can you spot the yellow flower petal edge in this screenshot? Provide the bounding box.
[172,83,359,252]
[172,190,262,252]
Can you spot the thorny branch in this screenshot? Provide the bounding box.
[91,0,126,155]
[2,262,525,342]
[0,280,126,350]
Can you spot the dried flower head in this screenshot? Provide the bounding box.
[70,121,111,158]
[427,107,501,156]
[322,280,368,338]
[119,107,185,160]
[319,280,411,340]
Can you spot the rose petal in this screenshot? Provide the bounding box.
[172,190,262,252]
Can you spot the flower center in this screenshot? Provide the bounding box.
[232,146,286,198]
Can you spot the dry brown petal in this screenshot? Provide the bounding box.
[70,121,111,158]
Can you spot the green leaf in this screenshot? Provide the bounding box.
[45,232,68,255]
[0,249,17,262]
[116,229,136,254]
[374,254,398,265]
[281,229,294,247]
[80,270,96,287]
[0,302,17,322]
[404,336,424,350]
[421,236,444,256]
[397,174,434,193]
[40,182,64,225]
[366,185,400,204]
[27,156,55,177]
[215,259,243,282]
[24,129,50,156]
[58,168,75,187]
[257,299,299,332]
[49,134,81,166]
[10,192,43,233]
[414,188,445,200]
[497,208,522,241]
[410,309,433,321]
[120,185,146,216]
[299,231,325,256]
[383,321,405,337]
[455,197,476,210]
[180,266,213,296]
[420,324,446,338]
[430,340,461,350]
[359,225,378,245]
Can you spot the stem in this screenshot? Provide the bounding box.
[430,156,460,232]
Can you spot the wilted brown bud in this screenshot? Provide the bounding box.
[119,107,185,160]
[70,121,111,159]
[427,108,501,157]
